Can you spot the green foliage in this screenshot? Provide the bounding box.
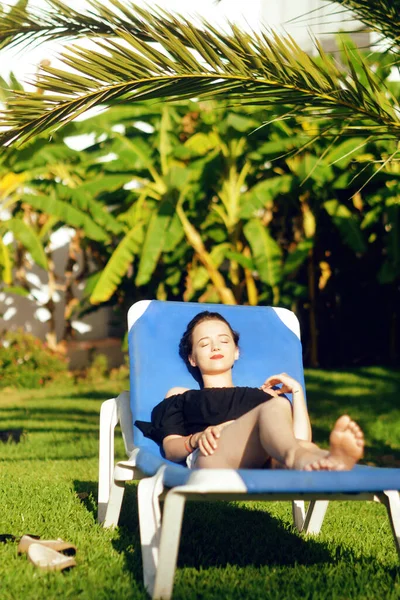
[1,48,400,364]
[74,352,129,383]
[3,218,48,269]
[83,353,109,383]
[22,193,109,242]
[244,219,282,287]
[323,199,367,253]
[0,330,68,389]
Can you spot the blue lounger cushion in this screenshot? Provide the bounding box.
[134,446,400,493]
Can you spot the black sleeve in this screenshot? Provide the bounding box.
[135,393,187,445]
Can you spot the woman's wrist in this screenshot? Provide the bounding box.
[184,436,192,453]
[189,433,198,450]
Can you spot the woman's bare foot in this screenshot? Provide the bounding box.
[305,415,364,471]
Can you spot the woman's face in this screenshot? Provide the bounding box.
[188,318,239,375]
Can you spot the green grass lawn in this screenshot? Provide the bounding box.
[0,367,399,599]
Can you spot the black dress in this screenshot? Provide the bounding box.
[135,386,274,446]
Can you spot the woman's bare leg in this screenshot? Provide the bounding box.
[195,397,364,470]
[196,397,325,469]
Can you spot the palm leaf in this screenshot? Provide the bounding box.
[283,239,314,276]
[0,236,13,283]
[4,218,48,269]
[1,285,30,296]
[22,193,109,241]
[65,187,124,236]
[177,202,236,304]
[324,199,367,253]
[243,219,283,287]
[90,223,143,304]
[0,0,132,51]
[163,211,185,252]
[323,1,400,53]
[135,196,176,286]
[186,243,232,296]
[1,2,399,151]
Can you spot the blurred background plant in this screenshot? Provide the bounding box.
[0,329,68,388]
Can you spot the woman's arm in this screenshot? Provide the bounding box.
[161,386,191,462]
[261,373,312,442]
[163,420,235,462]
[291,387,311,442]
[163,434,196,462]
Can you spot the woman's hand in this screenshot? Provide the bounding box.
[260,373,302,396]
[192,426,221,456]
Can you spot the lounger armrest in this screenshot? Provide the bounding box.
[117,391,134,455]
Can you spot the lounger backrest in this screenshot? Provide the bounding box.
[128,301,305,453]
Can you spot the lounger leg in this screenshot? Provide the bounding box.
[380,490,400,560]
[138,469,165,596]
[302,500,329,535]
[103,462,135,528]
[98,398,118,524]
[152,490,186,600]
[292,500,306,531]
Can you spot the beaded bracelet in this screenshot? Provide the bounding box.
[184,436,192,453]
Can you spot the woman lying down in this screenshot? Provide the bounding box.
[135,311,364,471]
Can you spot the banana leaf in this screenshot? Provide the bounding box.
[90,224,143,304]
[283,239,314,276]
[22,193,109,242]
[324,199,367,253]
[0,237,13,284]
[5,218,47,270]
[243,219,283,287]
[135,196,176,286]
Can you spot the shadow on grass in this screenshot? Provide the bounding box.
[74,481,337,582]
[64,390,127,401]
[76,482,350,573]
[74,479,99,518]
[0,405,99,419]
[1,387,125,402]
[74,479,400,600]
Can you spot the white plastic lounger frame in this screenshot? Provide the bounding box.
[98,302,400,600]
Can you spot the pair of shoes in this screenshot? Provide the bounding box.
[18,535,77,572]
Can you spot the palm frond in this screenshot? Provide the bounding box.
[0,0,189,52]
[0,2,399,147]
[323,0,400,53]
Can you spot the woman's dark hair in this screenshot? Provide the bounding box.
[179,312,240,380]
